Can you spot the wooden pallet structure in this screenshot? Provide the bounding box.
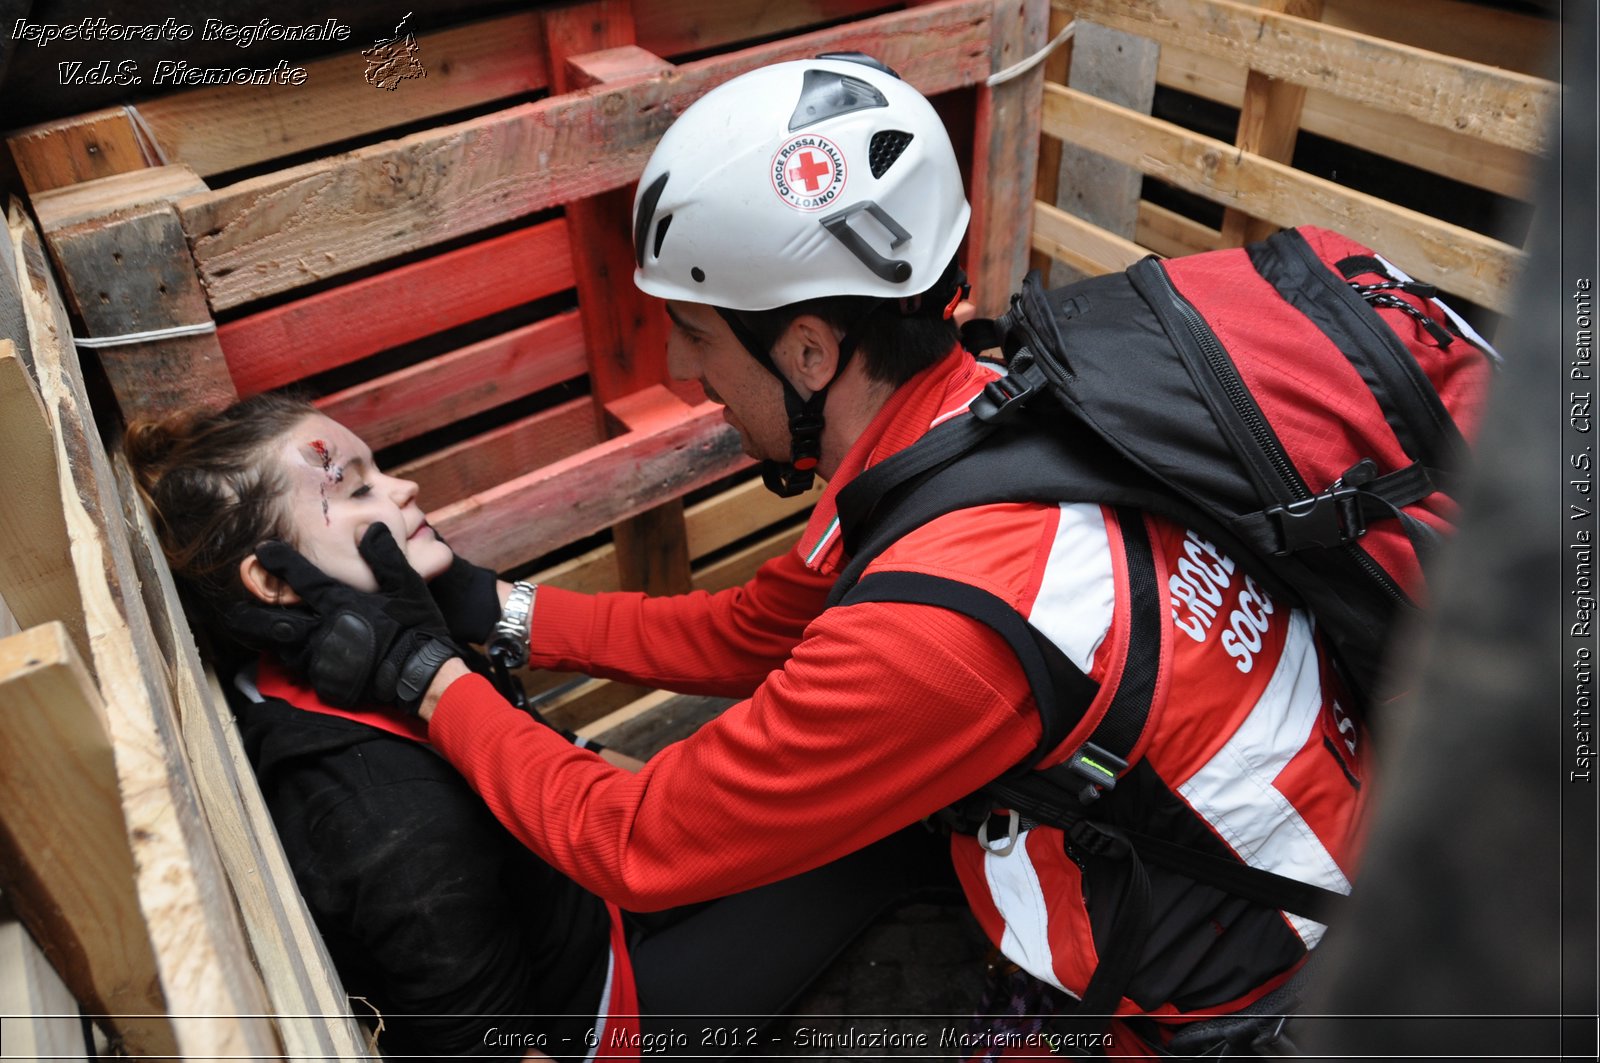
[0,1,1045,1056]
[1032,0,1555,320]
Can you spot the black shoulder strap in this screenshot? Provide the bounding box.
[840,572,1096,775]
[835,513,1349,926]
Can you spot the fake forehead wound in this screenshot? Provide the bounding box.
[302,439,339,525]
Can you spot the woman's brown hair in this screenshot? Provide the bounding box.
[124,393,316,623]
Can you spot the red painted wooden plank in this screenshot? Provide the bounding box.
[400,398,600,511]
[315,310,588,452]
[431,394,751,572]
[218,219,574,396]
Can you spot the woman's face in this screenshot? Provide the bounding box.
[269,413,454,592]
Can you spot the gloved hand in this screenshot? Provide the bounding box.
[427,551,503,646]
[250,524,461,714]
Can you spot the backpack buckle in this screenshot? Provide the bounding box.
[971,359,1044,424]
[1067,742,1128,803]
[1264,483,1369,556]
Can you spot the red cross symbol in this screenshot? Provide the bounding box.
[788,150,832,192]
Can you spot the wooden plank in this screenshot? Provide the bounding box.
[401,398,600,511]
[1031,200,1152,276]
[178,1,993,311]
[1218,0,1324,247]
[42,199,235,426]
[220,219,574,392]
[1318,0,1552,74]
[432,394,750,573]
[0,623,175,1058]
[635,0,896,58]
[968,0,1048,315]
[540,678,656,735]
[1136,200,1223,259]
[693,522,808,593]
[545,1,638,95]
[11,200,282,1060]
[0,340,87,660]
[1067,0,1555,155]
[684,476,822,558]
[0,210,28,376]
[1042,83,1523,311]
[576,689,679,741]
[109,450,371,1060]
[7,109,147,196]
[1029,3,1075,280]
[134,13,549,180]
[1155,42,1536,200]
[317,310,588,452]
[31,165,210,234]
[554,22,690,598]
[0,916,87,1061]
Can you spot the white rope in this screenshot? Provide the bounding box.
[985,19,1078,87]
[73,321,217,348]
[122,103,170,166]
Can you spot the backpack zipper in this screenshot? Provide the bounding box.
[1144,262,1306,502]
[1143,261,1406,605]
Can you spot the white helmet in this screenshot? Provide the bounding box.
[632,54,970,311]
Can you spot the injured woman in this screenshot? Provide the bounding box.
[125,392,953,1060]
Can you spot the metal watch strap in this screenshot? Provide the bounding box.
[489,581,536,670]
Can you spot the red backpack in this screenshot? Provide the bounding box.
[832,226,1496,712]
[824,226,1496,1022]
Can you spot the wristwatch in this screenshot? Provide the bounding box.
[487,581,537,670]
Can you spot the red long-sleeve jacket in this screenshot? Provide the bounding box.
[431,348,1366,1020]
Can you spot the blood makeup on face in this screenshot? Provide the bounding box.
[304,439,345,525]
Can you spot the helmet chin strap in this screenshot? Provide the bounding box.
[717,308,858,498]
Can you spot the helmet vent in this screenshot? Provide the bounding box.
[653,214,673,259]
[869,131,914,178]
[789,69,889,131]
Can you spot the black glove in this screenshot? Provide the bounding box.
[427,551,503,646]
[252,524,461,714]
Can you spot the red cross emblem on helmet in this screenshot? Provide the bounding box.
[771,134,848,213]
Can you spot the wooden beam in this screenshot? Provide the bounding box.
[541,678,657,735]
[1218,0,1324,247]
[30,164,209,233]
[1136,200,1224,259]
[968,0,1048,315]
[0,340,87,659]
[1066,0,1554,155]
[109,452,372,1060]
[431,393,749,573]
[1317,0,1552,74]
[554,23,690,598]
[0,916,87,1061]
[1155,43,1536,200]
[5,14,550,192]
[1031,200,1152,276]
[1029,3,1075,280]
[11,200,281,1059]
[317,311,588,452]
[7,109,147,196]
[41,192,235,426]
[403,398,601,511]
[220,219,574,395]
[635,0,898,58]
[0,623,175,1058]
[693,522,808,593]
[684,476,822,558]
[177,1,993,311]
[1041,83,1523,311]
